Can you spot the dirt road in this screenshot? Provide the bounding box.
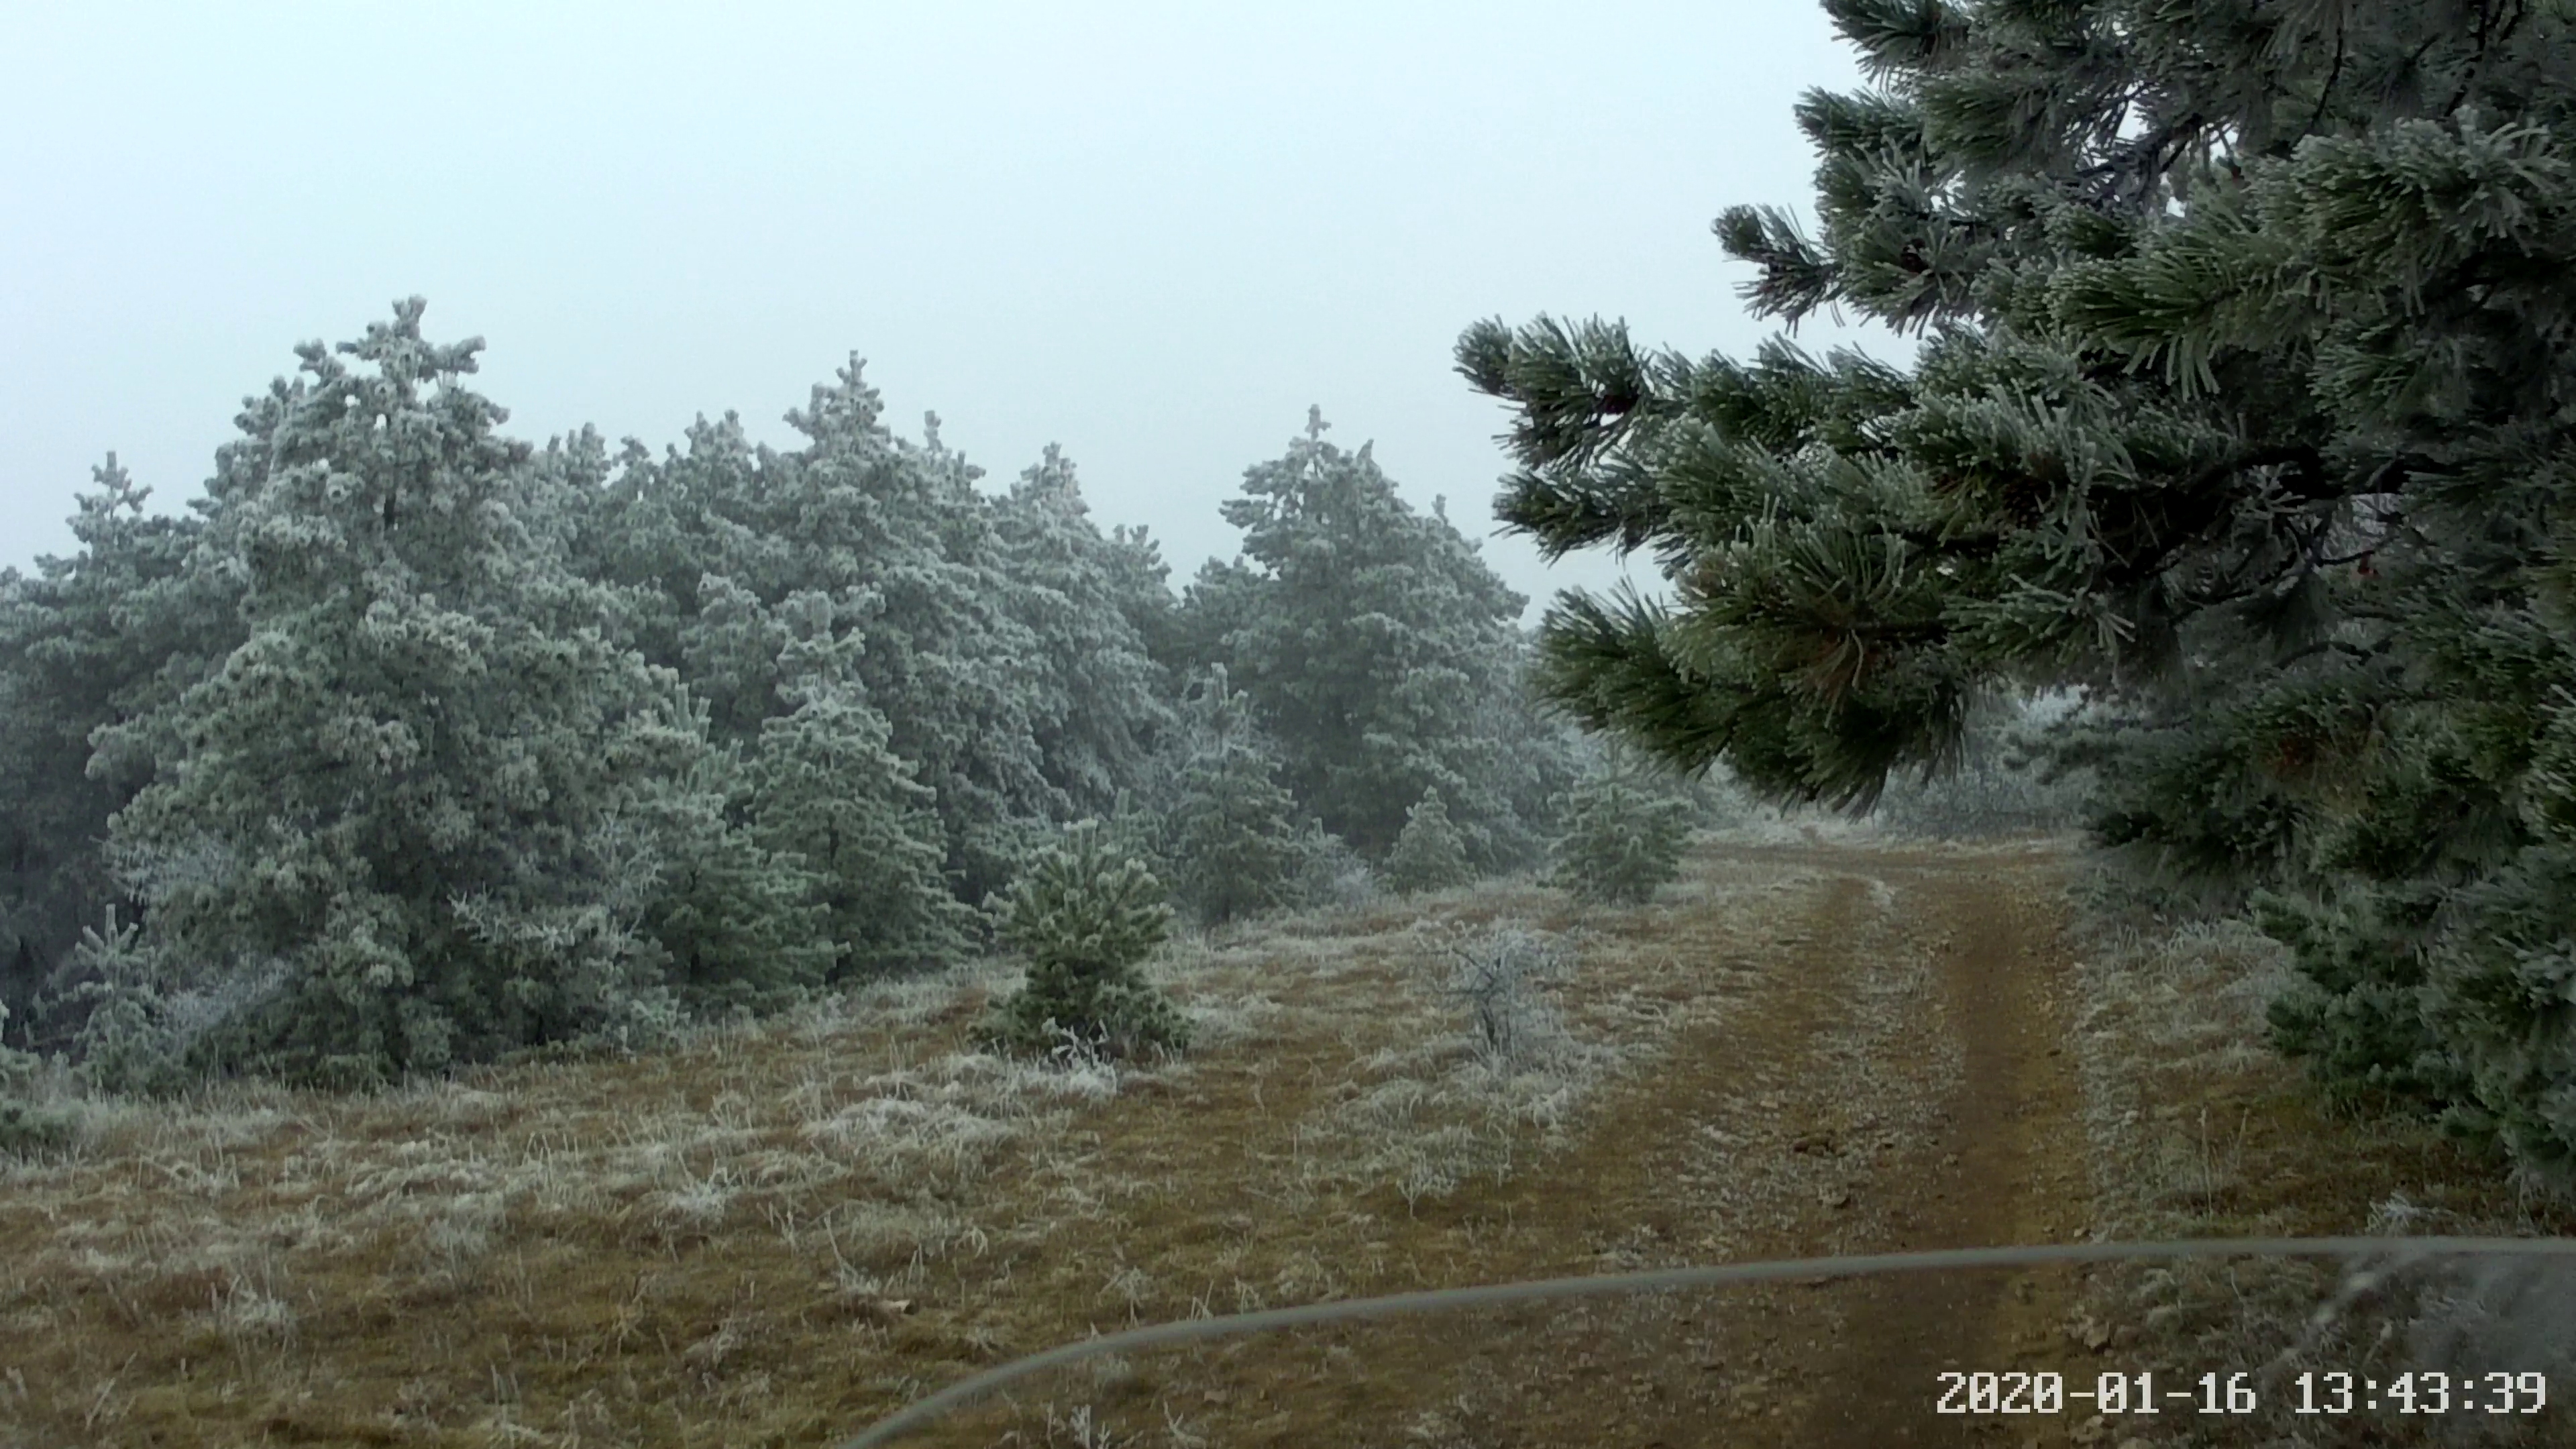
[1352,839,2097,1446]
[1756,845,2092,1446]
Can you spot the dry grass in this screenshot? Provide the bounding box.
[0,859,1828,1448]
[2065,885,2576,1448]
[15,833,2562,1448]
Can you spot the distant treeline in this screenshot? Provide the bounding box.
[0,301,1593,1089]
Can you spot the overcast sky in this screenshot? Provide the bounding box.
[3,2,1892,616]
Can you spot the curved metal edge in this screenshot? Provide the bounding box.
[837,1235,2576,1447]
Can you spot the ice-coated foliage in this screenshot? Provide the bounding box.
[581,380,1181,915]
[1445,925,1572,1070]
[0,303,1216,1089]
[102,303,750,1086]
[746,672,973,978]
[1177,408,1573,865]
[1462,1,2576,1185]
[980,822,1187,1060]
[62,905,185,1096]
[0,298,1604,1095]
[1155,667,1307,925]
[990,445,1176,821]
[1549,771,1693,906]
[0,453,239,1055]
[1383,788,1477,896]
[1287,824,1379,913]
[610,693,833,1018]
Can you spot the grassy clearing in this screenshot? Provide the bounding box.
[0,858,1828,1448]
[11,830,2567,1448]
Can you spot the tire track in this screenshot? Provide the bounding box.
[1417,842,2092,1445]
[1784,849,2090,1445]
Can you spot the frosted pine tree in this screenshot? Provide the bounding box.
[766,384,1058,898]
[1161,666,1305,924]
[1460,1,2576,1182]
[745,594,974,977]
[992,445,1173,820]
[981,823,1187,1060]
[105,301,767,1085]
[1384,787,1477,896]
[588,368,1061,903]
[610,683,832,1018]
[0,454,238,1053]
[1179,408,1548,862]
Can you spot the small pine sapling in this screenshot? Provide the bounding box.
[980,824,1189,1061]
[1550,774,1693,906]
[64,904,186,1096]
[1383,787,1476,896]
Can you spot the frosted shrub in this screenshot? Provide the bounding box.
[979,824,1189,1061]
[1290,826,1377,912]
[1385,788,1476,896]
[0,1093,78,1160]
[1446,926,1572,1070]
[64,906,189,1096]
[1549,775,1692,906]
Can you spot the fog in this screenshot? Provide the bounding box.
[3,1,1879,612]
